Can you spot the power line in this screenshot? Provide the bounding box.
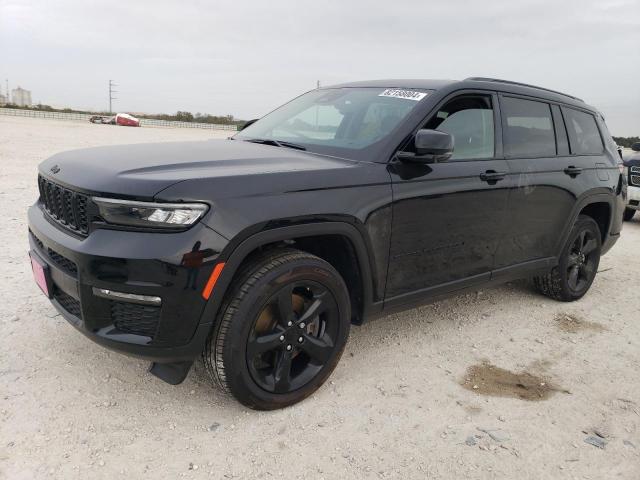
[109,79,118,113]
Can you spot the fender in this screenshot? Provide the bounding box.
[199,221,380,330]
[555,191,615,257]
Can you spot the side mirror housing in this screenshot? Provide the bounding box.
[632,142,640,152]
[398,129,454,163]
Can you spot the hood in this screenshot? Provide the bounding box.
[38,139,362,198]
[623,151,640,167]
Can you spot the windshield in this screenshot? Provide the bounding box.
[234,87,430,159]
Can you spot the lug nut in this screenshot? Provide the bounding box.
[298,336,304,343]
[286,344,292,351]
[279,335,285,342]
[287,321,293,327]
[299,322,306,329]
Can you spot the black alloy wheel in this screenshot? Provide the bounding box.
[534,215,602,302]
[203,248,351,410]
[246,281,340,394]
[565,228,599,292]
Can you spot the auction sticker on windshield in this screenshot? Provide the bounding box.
[378,89,428,101]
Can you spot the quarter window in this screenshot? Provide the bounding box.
[563,108,603,155]
[502,97,556,157]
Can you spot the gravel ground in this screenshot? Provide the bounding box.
[1,116,639,479]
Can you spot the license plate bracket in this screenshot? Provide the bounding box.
[30,251,53,298]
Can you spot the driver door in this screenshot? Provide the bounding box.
[385,92,511,305]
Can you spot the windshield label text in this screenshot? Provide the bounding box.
[378,89,428,101]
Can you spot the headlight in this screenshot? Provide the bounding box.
[93,197,208,230]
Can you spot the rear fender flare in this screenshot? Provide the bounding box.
[555,192,614,257]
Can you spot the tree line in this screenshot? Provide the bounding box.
[0,103,245,126]
[613,136,640,148]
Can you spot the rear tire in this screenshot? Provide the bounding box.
[203,248,351,410]
[533,215,601,302]
[623,208,636,221]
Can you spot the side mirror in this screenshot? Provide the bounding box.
[240,118,259,131]
[632,142,640,152]
[397,129,454,163]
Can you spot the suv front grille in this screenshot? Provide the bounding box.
[630,166,640,187]
[54,289,82,318]
[38,175,91,234]
[111,301,161,338]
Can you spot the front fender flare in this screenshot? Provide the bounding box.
[199,221,377,329]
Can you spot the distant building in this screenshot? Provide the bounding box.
[11,86,32,106]
[0,93,6,105]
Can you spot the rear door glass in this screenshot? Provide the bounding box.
[502,97,556,157]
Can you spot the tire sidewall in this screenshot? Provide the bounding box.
[220,257,351,409]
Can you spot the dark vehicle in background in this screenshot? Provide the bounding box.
[28,77,624,409]
[89,115,109,124]
[622,142,640,221]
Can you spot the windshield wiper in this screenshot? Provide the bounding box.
[244,138,307,151]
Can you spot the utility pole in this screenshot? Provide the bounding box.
[6,79,9,102]
[108,79,118,113]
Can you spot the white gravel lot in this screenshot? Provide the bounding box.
[1,116,639,480]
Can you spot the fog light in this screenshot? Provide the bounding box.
[92,288,162,306]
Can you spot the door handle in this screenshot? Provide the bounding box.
[564,166,583,177]
[480,170,507,184]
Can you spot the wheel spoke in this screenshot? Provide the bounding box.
[568,265,579,289]
[300,334,334,364]
[276,285,294,325]
[273,352,292,393]
[582,238,598,255]
[298,295,328,324]
[567,253,580,267]
[247,331,284,359]
[578,230,587,250]
[580,262,595,279]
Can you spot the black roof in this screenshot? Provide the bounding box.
[329,77,592,111]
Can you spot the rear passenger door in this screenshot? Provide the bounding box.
[493,95,604,275]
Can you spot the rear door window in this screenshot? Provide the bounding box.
[502,97,556,157]
[562,107,603,155]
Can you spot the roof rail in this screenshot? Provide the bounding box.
[465,77,584,102]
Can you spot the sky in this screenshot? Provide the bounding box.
[1,0,639,135]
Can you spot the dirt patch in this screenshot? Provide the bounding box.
[461,362,561,401]
[554,313,606,334]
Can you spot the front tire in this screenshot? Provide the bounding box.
[623,208,636,222]
[203,248,351,410]
[533,215,601,302]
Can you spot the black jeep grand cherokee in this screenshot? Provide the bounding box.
[28,78,625,409]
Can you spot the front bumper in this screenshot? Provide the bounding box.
[28,203,227,363]
[627,185,640,209]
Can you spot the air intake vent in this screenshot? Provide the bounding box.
[111,301,161,338]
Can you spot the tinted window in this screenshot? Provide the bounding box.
[502,97,556,157]
[422,95,494,160]
[563,108,603,155]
